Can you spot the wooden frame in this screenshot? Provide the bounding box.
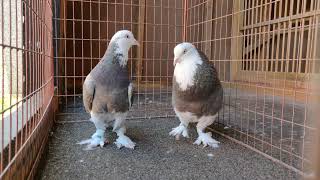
[229,0,319,102]
[230,0,243,80]
[135,0,146,84]
[204,0,213,57]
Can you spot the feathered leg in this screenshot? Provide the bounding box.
[113,113,135,149]
[194,114,219,148]
[169,109,190,140]
[169,122,189,140]
[77,113,107,150]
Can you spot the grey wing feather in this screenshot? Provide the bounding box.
[128,82,134,107]
[83,74,95,113]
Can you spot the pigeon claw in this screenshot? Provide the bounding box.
[114,135,136,149]
[169,125,189,139]
[194,132,219,148]
[77,130,107,150]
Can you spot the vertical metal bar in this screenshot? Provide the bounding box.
[9,0,13,163]
[130,0,133,82]
[287,0,302,166]
[274,0,281,73]
[270,0,278,161]
[82,0,84,87]
[251,0,257,149]
[144,0,148,115]
[35,0,38,127]
[243,0,250,144]
[15,0,19,155]
[296,0,307,170]
[90,0,93,74]
[64,0,67,111]
[1,0,5,172]
[183,0,188,41]
[152,0,156,105]
[72,0,75,109]
[26,0,30,146]
[136,0,145,110]
[144,0,147,113]
[54,0,59,89]
[166,0,170,113]
[279,0,289,166]
[20,0,24,151]
[256,0,263,150]
[192,1,196,44]
[31,0,35,135]
[159,0,163,112]
[122,0,124,30]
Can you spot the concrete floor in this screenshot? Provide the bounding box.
[38,113,300,180]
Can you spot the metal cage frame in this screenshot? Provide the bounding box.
[0,0,319,178]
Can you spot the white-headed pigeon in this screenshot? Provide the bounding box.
[169,42,223,148]
[78,30,139,150]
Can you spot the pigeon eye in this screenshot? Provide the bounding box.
[183,50,187,54]
[126,35,129,39]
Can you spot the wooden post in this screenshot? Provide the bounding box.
[204,0,213,58]
[230,0,243,81]
[136,0,146,84]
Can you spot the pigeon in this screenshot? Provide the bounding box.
[169,42,223,148]
[78,30,139,150]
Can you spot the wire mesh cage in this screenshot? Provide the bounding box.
[0,0,319,179]
[186,0,320,175]
[54,0,184,119]
[0,0,55,179]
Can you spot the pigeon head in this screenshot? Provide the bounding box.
[108,30,139,67]
[173,42,200,66]
[110,30,139,50]
[173,42,203,90]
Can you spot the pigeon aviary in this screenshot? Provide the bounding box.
[1,0,320,179]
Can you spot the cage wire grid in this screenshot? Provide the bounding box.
[51,0,320,176]
[52,0,320,176]
[0,0,318,178]
[0,0,55,179]
[185,0,320,175]
[54,0,319,176]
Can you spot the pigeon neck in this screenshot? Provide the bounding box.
[174,53,202,91]
[114,40,130,67]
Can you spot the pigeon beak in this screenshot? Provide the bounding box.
[133,39,140,46]
[173,57,181,66]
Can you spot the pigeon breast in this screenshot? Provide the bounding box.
[172,52,223,118]
[89,43,131,114]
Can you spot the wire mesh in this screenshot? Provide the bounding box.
[186,0,320,176]
[0,0,319,178]
[53,0,184,119]
[0,0,54,179]
[51,0,320,176]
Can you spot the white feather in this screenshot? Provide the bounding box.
[128,83,133,107]
[110,30,138,67]
[174,108,198,123]
[115,40,129,67]
[174,108,218,124]
[173,48,202,91]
